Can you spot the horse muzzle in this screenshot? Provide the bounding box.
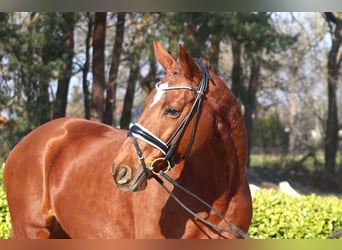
[112,163,148,192]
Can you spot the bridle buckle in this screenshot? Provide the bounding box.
[149,157,171,175]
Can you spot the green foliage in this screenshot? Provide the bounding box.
[249,188,342,239]
[0,13,78,129]
[252,112,289,154]
[0,166,11,239]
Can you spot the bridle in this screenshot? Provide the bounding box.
[128,58,210,175]
[126,58,251,239]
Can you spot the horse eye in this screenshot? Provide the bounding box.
[164,107,181,118]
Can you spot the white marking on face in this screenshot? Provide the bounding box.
[149,82,168,109]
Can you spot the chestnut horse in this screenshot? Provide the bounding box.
[4,41,252,239]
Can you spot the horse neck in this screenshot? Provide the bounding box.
[196,74,246,196]
[172,137,237,200]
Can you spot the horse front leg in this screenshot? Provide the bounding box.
[9,211,54,239]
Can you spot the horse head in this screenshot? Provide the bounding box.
[112,40,248,195]
[112,41,219,192]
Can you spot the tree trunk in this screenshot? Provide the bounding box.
[90,12,106,122]
[324,12,342,173]
[37,41,51,125]
[37,81,51,124]
[244,59,260,167]
[103,12,126,126]
[82,12,93,120]
[288,65,298,154]
[53,13,75,119]
[120,54,140,129]
[25,12,50,126]
[207,31,220,71]
[230,40,245,103]
[38,14,52,125]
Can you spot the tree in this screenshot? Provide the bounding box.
[120,52,140,129]
[0,13,72,128]
[80,12,94,120]
[162,13,222,69]
[103,12,126,125]
[227,13,297,166]
[0,13,80,160]
[118,13,162,128]
[324,12,342,173]
[53,13,77,119]
[119,13,145,129]
[90,12,106,122]
[253,111,289,154]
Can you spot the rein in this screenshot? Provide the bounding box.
[127,58,251,239]
[156,171,251,239]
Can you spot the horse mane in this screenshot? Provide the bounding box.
[205,62,248,191]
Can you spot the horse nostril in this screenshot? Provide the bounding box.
[116,166,131,185]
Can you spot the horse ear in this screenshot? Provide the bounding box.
[153,41,175,72]
[179,44,201,80]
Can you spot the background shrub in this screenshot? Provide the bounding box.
[249,188,342,239]
[0,166,11,239]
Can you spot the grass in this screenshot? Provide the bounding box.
[250,153,342,171]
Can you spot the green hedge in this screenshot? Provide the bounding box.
[0,166,11,239]
[0,167,341,239]
[0,189,10,239]
[249,189,342,239]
